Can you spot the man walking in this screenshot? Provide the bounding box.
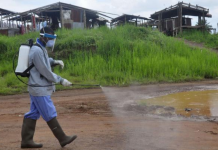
[21,27,77,148]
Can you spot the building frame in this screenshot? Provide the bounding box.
[150,2,212,34]
[111,14,150,27]
[2,2,111,34]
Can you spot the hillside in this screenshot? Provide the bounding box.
[0,25,218,95]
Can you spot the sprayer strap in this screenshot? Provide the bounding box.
[19,43,43,77]
[23,64,34,75]
[33,43,43,49]
[23,43,42,75]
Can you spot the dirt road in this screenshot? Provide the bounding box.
[1,81,218,150]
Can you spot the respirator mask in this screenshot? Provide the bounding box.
[46,39,55,47]
[40,33,57,51]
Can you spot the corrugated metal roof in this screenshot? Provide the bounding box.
[0,8,16,15]
[18,2,112,19]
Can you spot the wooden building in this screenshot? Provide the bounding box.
[158,17,192,36]
[150,2,212,35]
[0,8,20,36]
[111,14,150,27]
[163,17,191,29]
[2,2,110,35]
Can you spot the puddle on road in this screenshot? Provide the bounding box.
[140,90,218,117]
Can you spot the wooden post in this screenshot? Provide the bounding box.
[24,20,26,33]
[59,4,64,28]
[34,14,36,31]
[173,19,176,36]
[46,14,50,27]
[179,3,183,33]
[92,19,94,28]
[7,17,9,28]
[203,10,206,32]
[20,15,23,30]
[46,14,48,27]
[125,15,126,24]
[166,20,168,30]
[198,16,201,25]
[158,13,161,32]
[84,10,86,29]
[31,13,34,31]
[160,13,162,31]
[136,18,137,26]
[9,16,11,28]
[0,12,2,28]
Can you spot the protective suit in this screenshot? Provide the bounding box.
[21,27,77,149]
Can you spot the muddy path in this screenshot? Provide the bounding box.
[177,38,218,53]
[1,80,218,150]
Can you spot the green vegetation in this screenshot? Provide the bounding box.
[179,30,218,49]
[1,25,218,95]
[196,19,212,33]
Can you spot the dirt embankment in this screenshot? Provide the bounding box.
[1,81,218,150]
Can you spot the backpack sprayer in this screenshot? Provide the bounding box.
[13,38,100,88]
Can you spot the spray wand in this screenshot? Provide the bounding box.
[70,84,100,87]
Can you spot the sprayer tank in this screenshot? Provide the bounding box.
[15,45,31,73]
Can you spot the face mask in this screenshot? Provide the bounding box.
[46,39,55,48]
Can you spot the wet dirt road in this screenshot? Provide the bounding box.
[1,80,218,150]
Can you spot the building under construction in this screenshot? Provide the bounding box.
[0,8,20,36]
[0,2,111,36]
[0,2,214,36]
[150,2,212,36]
[111,14,150,27]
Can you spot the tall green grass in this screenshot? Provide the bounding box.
[1,25,218,95]
[179,30,218,49]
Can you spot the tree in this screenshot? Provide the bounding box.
[196,19,212,33]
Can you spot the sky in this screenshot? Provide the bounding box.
[1,0,218,29]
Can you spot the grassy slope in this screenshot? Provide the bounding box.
[1,25,218,95]
[179,30,218,49]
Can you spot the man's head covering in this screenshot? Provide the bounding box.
[40,27,57,39]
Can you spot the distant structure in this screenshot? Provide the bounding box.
[1,2,214,37]
[0,2,111,36]
[111,14,150,27]
[0,8,20,36]
[149,2,212,36]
